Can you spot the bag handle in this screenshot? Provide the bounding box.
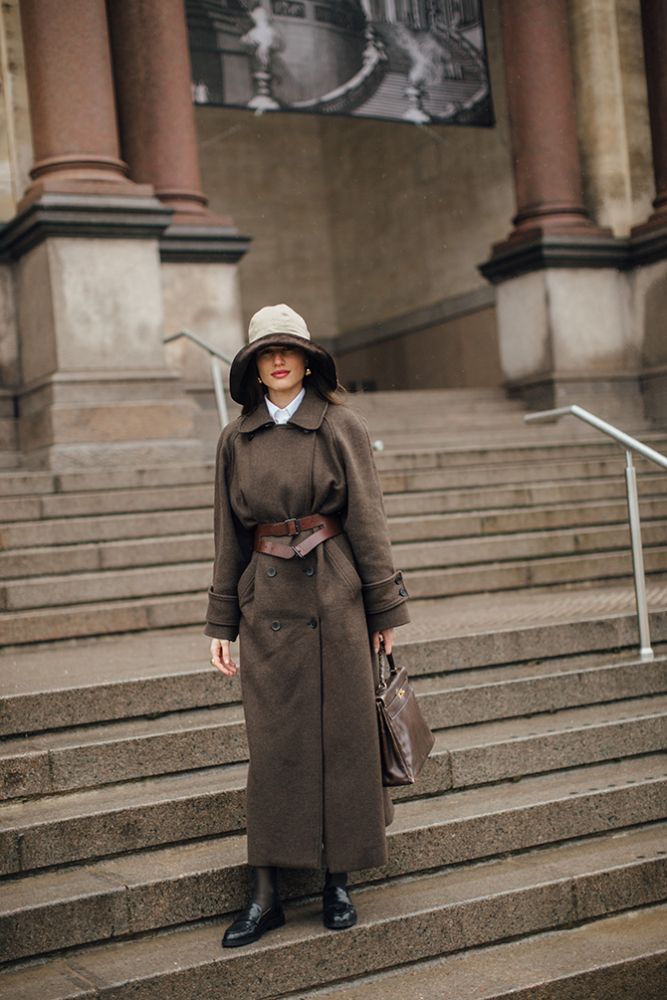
[376,636,398,692]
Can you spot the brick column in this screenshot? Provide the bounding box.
[498,0,597,241]
[108,0,227,222]
[638,0,667,229]
[19,0,137,200]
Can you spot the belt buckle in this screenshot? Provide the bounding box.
[284,517,301,536]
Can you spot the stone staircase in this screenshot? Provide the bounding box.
[1,389,667,997]
[1,395,667,645]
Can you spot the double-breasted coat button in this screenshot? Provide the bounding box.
[271,620,281,631]
[307,618,318,628]
[302,428,311,434]
[267,566,277,577]
[304,566,315,576]
[399,587,408,597]
[248,433,255,441]
[394,573,402,583]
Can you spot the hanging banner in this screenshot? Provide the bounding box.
[187,1,493,126]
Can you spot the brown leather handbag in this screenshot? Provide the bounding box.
[375,643,435,786]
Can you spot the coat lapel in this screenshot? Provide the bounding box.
[239,383,329,435]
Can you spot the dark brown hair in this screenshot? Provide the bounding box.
[239,361,347,415]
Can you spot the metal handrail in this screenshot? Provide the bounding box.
[525,404,667,661]
[164,329,232,430]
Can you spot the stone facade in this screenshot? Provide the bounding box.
[0,0,664,467]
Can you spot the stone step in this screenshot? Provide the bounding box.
[287,905,667,1000]
[1,698,663,873]
[436,693,667,785]
[4,535,667,612]
[4,496,667,564]
[2,648,664,799]
[0,507,213,549]
[1,467,664,526]
[0,822,664,999]
[372,433,644,451]
[3,621,665,736]
[0,429,652,499]
[0,483,214,523]
[369,416,659,438]
[0,470,54,499]
[0,702,247,800]
[4,494,667,553]
[1,759,665,963]
[405,545,667,598]
[0,561,211,610]
[0,592,204,644]
[383,473,667,517]
[0,440,604,499]
[373,433,667,473]
[0,463,211,499]
[0,532,214,578]
[4,519,667,580]
[390,496,667,542]
[4,575,667,647]
[394,520,667,570]
[379,455,662,494]
[1,446,663,509]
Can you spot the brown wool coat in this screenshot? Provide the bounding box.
[204,382,410,873]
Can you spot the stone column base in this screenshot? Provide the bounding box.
[506,370,648,429]
[641,367,667,427]
[483,253,650,430]
[159,226,250,452]
[17,370,204,469]
[2,193,213,470]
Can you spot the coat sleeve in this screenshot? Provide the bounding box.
[336,410,410,632]
[204,426,253,642]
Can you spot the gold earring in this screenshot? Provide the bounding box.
[305,368,312,375]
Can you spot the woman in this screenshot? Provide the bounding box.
[205,304,410,948]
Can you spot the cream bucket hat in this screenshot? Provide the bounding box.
[229,304,338,403]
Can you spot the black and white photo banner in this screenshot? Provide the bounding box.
[187,1,493,126]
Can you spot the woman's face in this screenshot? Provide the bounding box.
[256,345,307,393]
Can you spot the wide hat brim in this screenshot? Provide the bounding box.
[229,332,338,404]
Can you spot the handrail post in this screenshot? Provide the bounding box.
[624,449,654,661]
[210,355,229,430]
[525,405,665,662]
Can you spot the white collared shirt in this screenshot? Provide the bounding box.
[265,386,306,425]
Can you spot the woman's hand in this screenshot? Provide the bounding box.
[371,628,395,655]
[210,638,237,677]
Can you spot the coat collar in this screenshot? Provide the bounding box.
[239,382,329,434]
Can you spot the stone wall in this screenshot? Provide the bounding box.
[0,0,661,399]
[196,0,513,388]
[196,107,340,342]
[335,299,501,390]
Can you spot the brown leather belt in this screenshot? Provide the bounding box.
[254,513,342,560]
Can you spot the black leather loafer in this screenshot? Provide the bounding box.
[222,901,285,948]
[322,884,357,930]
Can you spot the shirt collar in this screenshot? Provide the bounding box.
[239,381,329,434]
[265,386,306,423]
